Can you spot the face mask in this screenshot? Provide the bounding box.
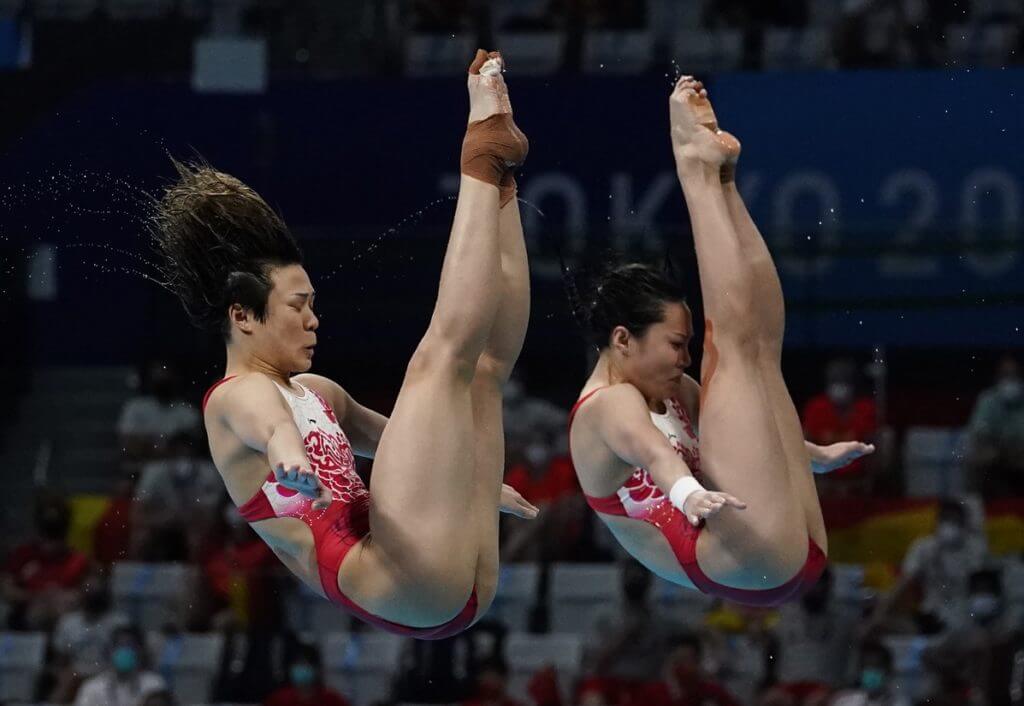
[290,663,316,687]
[524,442,550,469]
[970,593,1001,621]
[111,646,138,673]
[936,521,964,545]
[827,382,854,406]
[860,667,885,692]
[998,379,1023,402]
[172,458,195,481]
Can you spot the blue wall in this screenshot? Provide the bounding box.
[2,67,1021,364]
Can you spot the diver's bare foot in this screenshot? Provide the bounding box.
[669,76,740,172]
[468,49,513,123]
[461,49,529,205]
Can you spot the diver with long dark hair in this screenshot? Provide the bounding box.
[152,50,537,638]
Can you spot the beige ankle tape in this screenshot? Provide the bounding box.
[460,113,528,206]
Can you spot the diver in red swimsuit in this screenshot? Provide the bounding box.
[567,77,874,606]
[154,50,538,638]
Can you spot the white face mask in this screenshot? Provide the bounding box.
[827,382,854,406]
[936,521,964,545]
[524,442,550,469]
[998,379,1023,402]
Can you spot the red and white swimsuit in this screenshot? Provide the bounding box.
[203,376,478,639]
[570,387,826,607]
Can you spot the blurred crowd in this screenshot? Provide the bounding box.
[2,352,1024,706]
[3,0,1022,79]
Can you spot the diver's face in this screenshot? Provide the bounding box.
[622,302,692,401]
[259,265,319,373]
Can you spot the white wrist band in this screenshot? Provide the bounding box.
[669,476,705,513]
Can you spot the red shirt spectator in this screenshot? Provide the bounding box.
[802,395,877,476]
[4,541,88,592]
[630,679,740,706]
[264,685,350,706]
[505,455,579,505]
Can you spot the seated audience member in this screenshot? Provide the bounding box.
[74,626,166,706]
[2,494,89,629]
[869,498,988,633]
[774,567,857,691]
[966,354,1024,496]
[638,633,741,706]
[140,690,177,706]
[830,641,909,706]
[582,560,676,703]
[502,426,583,562]
[133,430,223,561]
[802,359,878,494]
[198,503,281,630]
[921,567,1024,706]
[264,642,350,706]
[92,468,136,565]
[462,659,524,706]
[117,359,200,466]
[47,573,130,700]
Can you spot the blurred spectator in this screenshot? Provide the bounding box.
[869,499,988,634]
[47,573,130,700]
[211,626,290,703]
[198,503,281,630]
[833,0,905,68]
[502,425,584,562]
[117,360,200,466]
[462,659,523,706]
[92,468,136,566]
[264,642,350,706]
[921,568,1024,706]
[1,494,88,630]
[802,359,878,494]
[637,633,741,706]
[582,559,676,703]
[774,567,858,691]
[966,354,1024,497]
[410,0,475,32]
[829,641,909,706]
[73,625,166,706]
[140,690,176,706]
[133,430,222,562]
[394,624,481,703]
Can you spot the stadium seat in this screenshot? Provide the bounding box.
[648,574,714,627]
[0,632,46,702]
[672,29,743,73]
[549,563,620,633]
[946,23,1019,67]
[489,562,541,632]
[505,633,583,704]
[762,28,831,70]
[321,631,404,706]
[583,30,655,74]
[883,635,931,701]
[111,562,196,630]
[405,33,477,77]
[147,632,224,704]
[494,32,565,75]
[830,563,867,603]
[31,0,97,20]
[902,426,967,497]
[284,581,354,636]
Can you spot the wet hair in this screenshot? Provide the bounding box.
[151,159,304,342]
[564,258,687,351]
